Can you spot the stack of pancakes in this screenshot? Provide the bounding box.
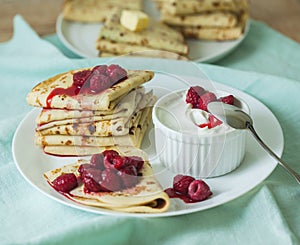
[154,0,249,41]
[26,66,155,156]
[62,0,142,22]
[96,10,189,60]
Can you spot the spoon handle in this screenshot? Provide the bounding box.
[247,123,300,184]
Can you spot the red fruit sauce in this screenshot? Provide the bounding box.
[46,85,89,108]
[165,188,197,203]
[46,64,127,108]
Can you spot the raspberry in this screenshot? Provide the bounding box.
[112,155,125,170]
[199,114,223,129]
[186,86,206,108]
[118,165,138,188]
[103,149,119,158]
[78,163,94,176]
[188,179,212,202]
[83,176,103,192]
[103,150,120,169]
[73,70,92,87]
[92,65,108,76]
[106,64,127,84]
[52,173,78,193]
[173,174,195,195]
[130,156,144,172]
[100,168,122,191]
[208,114,222,128]
[89,74,112,93]
[81,168,103,192]
[220,95,234,105]
[198,92,217,111]
[81,168,102,183]
[123,156,144,172]
[90,153,105,170]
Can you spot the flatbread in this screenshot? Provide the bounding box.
[179,12,248,40]
[161,11,238,28]
[26,68,154,111]
[43,148,170,213]
[156,0,248,15]
[97,12,188,56]
[63,0,142,22]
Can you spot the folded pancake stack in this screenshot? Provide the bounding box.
[154,0,249,41]
[26,65,155,156]
[96,10,189,59]
[62,0,142,22]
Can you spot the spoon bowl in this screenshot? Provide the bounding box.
[208,102,252,129]
[208,101,300,184]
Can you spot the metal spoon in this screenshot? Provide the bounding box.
[208,101,300,184]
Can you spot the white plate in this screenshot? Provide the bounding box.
[12,72,283,217]
[56,0,250,63]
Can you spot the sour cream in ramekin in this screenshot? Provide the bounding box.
[156,91,234,136]
[152,89,249,178]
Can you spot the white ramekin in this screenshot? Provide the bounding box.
[152,89,250,178]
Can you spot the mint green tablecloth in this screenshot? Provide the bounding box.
[0,16,299,245]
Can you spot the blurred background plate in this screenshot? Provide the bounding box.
[56,0,250,63]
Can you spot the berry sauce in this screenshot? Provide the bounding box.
[45,64,127,108]
[164,188,196,203]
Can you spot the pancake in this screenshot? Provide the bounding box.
[155,0,248,41]
[99,50,188,60]
[43,148,170,213]
[37,107,144,137]
[36,88,144,124]
[156,0,248,15]
[161,11,238,28]
[36,106,152,155]
[96,10,189,58]
[179,12,248,40]
[27,65,156,157]
[36,89,154,131]
[26,68,154,111]
[62,0,142,22]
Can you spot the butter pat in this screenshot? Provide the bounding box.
[120,10,149,32]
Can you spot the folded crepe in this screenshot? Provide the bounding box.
[99,50,188,60]
[179,12,248,40]
[161,11,238,28]
[37,106,152,155]
[36,107,150,149]
[43,148,170,213]
[155,0,248,41]
[26,68,154,111]
[36,88,154,129]
[96,11,189,58]
[38,105,147,137]
[97,39,189,56]
[36,103,152,141]
[62,0,142,22]
[154,0,248,15]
